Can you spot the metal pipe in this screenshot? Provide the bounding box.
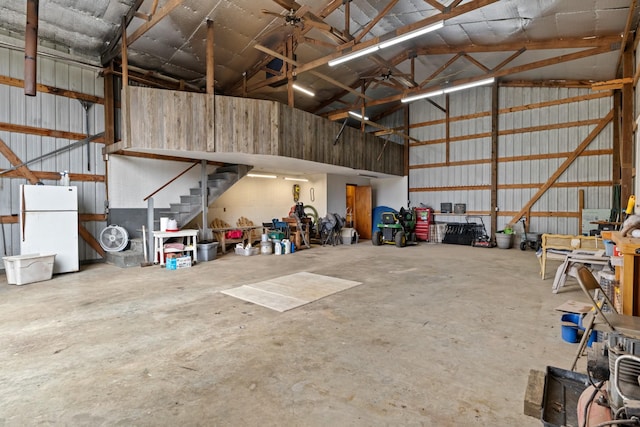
[24,0,39,96]
[80,101,93,171]
[0,132,104,176]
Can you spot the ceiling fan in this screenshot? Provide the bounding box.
[360,69,415,89]
[261,8,305,27]
[261,5,331,31]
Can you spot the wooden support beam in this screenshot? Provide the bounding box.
[493,47,526,71]
[423,0,445,12]
[79,223,106,258]
[126,0,184,47]
[293,0,499,75]
[445,94,450,164]
[253,43,373,101]
[354,0,399,44]
[621,46,634,211]
[106,150,224,166]
[0,136,40,184]
[508,109,614,224]
[1,213,107,224]
[0,169,105,182]
[24,0,39,96]
[103,64,115,146]
[616,0,637,75]
[206,20,215,94]
[613,91,621,183]
[410,149,613,169]
[404,104,410,176]
[490,80,498,238]
[411,180,613,193]
[578,189,585,235]
[462,52,490,72]
[0,76,104,105]
[591,77,633,91]
[411,117,603,146]
[0,122,104,143]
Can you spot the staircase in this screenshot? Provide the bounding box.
[158,164,252,228]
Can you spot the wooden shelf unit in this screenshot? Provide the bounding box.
[608,231,640,316]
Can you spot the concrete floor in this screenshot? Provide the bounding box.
[0,242,585,426]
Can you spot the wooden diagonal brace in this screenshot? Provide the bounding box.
[509,109,614,224]
[0,136,40,184]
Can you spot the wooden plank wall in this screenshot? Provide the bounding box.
[277,104,403,176]
[123,89,403,176]
[125,87,212,152]
[214,96,279,154]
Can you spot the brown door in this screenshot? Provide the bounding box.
[354,185,372,239]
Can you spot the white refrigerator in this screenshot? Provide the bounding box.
[20,185,79,274]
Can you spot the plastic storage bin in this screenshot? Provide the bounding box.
[196,242,218,262]
[3,253,56,285]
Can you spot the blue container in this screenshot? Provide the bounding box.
[561,313,596,346]
[561,313,581,343]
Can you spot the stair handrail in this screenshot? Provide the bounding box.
[143,162,199,202]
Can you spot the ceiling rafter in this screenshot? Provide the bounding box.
[419,53,462,88]
[324,44,614,118]
[354,0,400,44]
[253,44,373,101]
[230,1,338,94]
[293,0,499,76]
[422,0,445,13]
[461,53,490,72]
[126,0,185,47]
[317,34,617,119]
[493,47,527,72]
[616,0,638,75]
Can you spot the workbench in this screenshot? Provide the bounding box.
[153,229,198,266]
[211,225,264,254]
[539,234,604,279]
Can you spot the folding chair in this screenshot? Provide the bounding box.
[570,265,640,371]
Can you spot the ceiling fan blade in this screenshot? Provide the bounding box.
[261,9,284,18]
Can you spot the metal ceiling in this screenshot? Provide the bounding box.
[0,0,637,121]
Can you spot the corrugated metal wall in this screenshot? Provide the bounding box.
[0,46,106,265]
[409,85,613,236]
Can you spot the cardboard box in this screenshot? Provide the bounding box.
[176,256,192,269]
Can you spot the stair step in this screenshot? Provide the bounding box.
[208,171,237,181]
[215,165,239,173]
[180,195,201,204]
[170,203,192,213]
[190,187,204,196]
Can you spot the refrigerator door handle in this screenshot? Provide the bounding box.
[21,187,26,241]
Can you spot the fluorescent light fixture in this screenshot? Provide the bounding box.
[292,83,315,97]
[401,77,495,103]
[349,111,370,121]
[401,89,444,103]
[247,173,277,179]
[329,21,444,67]
[379,21,444,49]
[443,77,495,94]
[328,45,380,67]
[284,177,309,182]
